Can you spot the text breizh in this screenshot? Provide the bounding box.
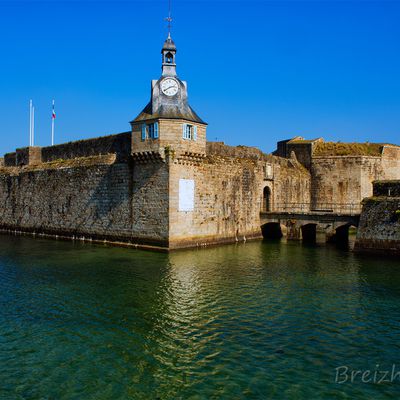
[335,364,400,384]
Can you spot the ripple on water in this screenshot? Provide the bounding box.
[1,236,400,399]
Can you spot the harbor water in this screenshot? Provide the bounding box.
[0,234,399,399]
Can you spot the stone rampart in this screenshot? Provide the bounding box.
[16,146,42,166]
[4,152,17,167]
[206,142,264,160]
[355,181,400,255]
[168,145,311,248]
[0,153,170,248]
[41,132,131,163]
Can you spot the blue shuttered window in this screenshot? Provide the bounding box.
[183,123,197,140]
[141,122,159,140]
[141,124,146,141]
[153,122,159,139]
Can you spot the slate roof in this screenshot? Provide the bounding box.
[131,102,206,125]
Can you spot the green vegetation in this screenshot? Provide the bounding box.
[0,154,115,176]
[313,142,384,157]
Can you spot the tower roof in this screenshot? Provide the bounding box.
[162,34,176,52]
[131,102,206,125]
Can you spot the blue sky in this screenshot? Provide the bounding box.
[0,0,399,155]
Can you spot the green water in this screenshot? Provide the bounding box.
[0,235,400,399]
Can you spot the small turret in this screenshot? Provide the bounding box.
[162,34,177,77]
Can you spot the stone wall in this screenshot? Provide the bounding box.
[167,143,311,248]
[274,137,322,170]
[310,156,377,212]
[0,155,131,238]
[0,137,311,250]
[131,159,169,244]
[0,154,169,248]
[41,132,131,163]
[277,138,400,213]
[311,152,400,213]
[16,147,42,166]
[4,152,17,167]
[131,119,207,157]
[355,181,400,255]
[3,132,131,167]
[265,154,311,212]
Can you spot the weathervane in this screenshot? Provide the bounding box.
[165,0,173,38]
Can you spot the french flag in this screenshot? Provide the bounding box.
[52,103,56,119]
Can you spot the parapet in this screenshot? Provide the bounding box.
[206,141,264,160]
[41,132,131,163]
[4,152,17,167]
[16,147,42,166]
[274,137,323,169]
[2,131,132,168]
[274,137,400,170]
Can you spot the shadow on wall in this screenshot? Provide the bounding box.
[85,161,134,232]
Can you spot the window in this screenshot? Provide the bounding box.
[183,124,193,140]
[182,124,198,141]
[141,122,159,141]
[148,124,155,138]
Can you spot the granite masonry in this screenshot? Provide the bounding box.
[355,181,400,255]
[0,36,399,251]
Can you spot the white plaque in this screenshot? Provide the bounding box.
[179,179,195,211]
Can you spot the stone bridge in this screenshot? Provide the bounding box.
[260,203,361,243]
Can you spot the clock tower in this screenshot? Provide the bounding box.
[130,34,207,158]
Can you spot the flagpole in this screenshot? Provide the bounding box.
[32,105,35,146]
[29,100,32,146]
[51,100,55,146]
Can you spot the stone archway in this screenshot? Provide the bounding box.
[326,223,358,244]
[261,222,283,239]
[301,223,317,242]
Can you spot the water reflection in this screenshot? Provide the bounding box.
[0,235,399,399]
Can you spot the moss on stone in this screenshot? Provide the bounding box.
[313,142,386,157]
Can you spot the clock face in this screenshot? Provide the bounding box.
[161,78,179,96]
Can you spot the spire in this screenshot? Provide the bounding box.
[161,1,177,77]
[165,0,173,38]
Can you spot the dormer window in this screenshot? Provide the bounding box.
[182,123,198,141]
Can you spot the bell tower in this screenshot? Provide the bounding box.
[130,32,207,158]
[162,34,177,77]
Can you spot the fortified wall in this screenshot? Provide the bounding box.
[276,137,400,212]
[168,142,310,248]
[0,133,310,250]
[355,180,400,255]
[1,34,398,252]
[0,133,161,245]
